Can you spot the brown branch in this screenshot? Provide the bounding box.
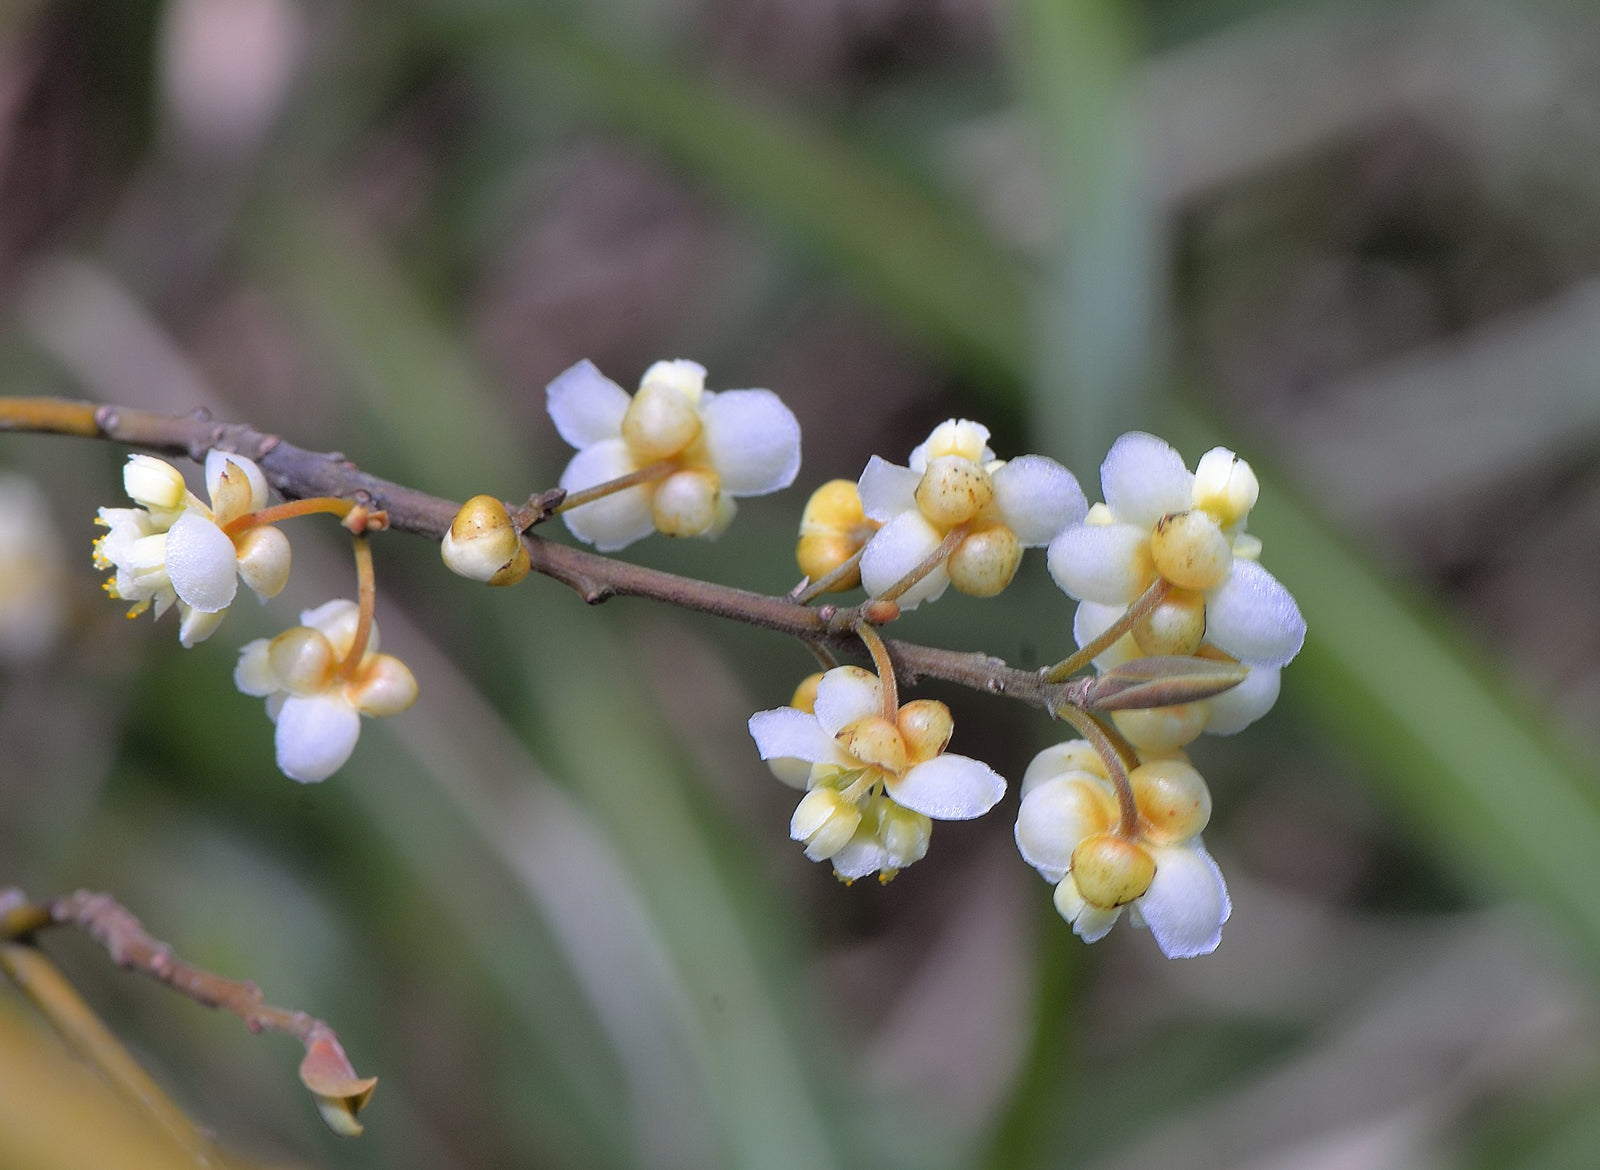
[1,887,377,1138]
[0,397,1247,716]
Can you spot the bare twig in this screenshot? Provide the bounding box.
[1,888,377,1138]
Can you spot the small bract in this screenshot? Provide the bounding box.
[546,359,802,551]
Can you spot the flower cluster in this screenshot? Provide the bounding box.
[749,665,1004,882]
[93,450,416,783]
[546,359,802,551]
[94,452,291,646]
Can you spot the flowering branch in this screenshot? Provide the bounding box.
[0,887,377,1137]
[0,397,1241,715]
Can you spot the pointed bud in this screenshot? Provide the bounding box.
[235,524,292,600]
[1084,656,1250,711]
[1071,834,1155,909]
[299,1028,377,1138]
[441,495,522,583]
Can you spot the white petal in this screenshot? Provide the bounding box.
[887,754,1004,820]
[299,599,366,656]
[767,758,813,789]
[1204,663,1280,735]
[234,638,278,696]
[1072,600,1141,670]
[859,511,949,610]
[1014,776,1112,882]
[205,450,269,512]
[1100,432,1194,528]
[163,511,238,613]
[177,603,225,648]
[1072,904,1123,944]
[1204,560,1306,667]
[1020,740,1106,797]
[123,455,188,512]
[856,456,920,522]
[1139,841,1230,958]
[748,708,845,765]
[992,456,1087,546]
[1047,523,1152,604]
[546,359,631,449]
[831,833,888,881]
[811,666,882,737]
[698,390,801,495]
[275,693,362,783]
[558,440,655,552]
[909,419,992,472]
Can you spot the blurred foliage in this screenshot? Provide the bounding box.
[6,0,1600,1168]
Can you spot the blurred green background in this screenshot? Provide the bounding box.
[5,0,1600,1167]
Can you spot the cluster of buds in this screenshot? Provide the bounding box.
[93,451,416,782]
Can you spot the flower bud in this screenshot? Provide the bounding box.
[1071,834,1156,909]
[1131,587,1207,657]
[651,468,721,538]
[790,672,824,714]
[234,524,291,600]
[1130,759,1211,843]
[946,522,1021,597]
[267,626,338,696]
[896,699,953,763]
[836,715,907,774]
[1192,448,1258,529]
[123,455,188,513]
[790,788,862,861]
[914,456,994,528]
[622,383,702,460]
[1111,703,1207,753]
[442,495,523,583]
[1149,510,1232,591]
[918,419,990,464]
[349,653,419,717]
[797,535,863,589]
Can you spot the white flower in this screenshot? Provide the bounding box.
[1047,433,1304,667]
[94,451,291,646]
[1014,742,1230,958]
[0,473,67,662]
[748,665,1005,881]
[546,359,802,551]
[234,599,417,783]
[857,419,1085,609]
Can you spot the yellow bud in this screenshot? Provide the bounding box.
[896,699,953,763]
[836,715,907,774]
[1192,448,1258,528]
[1149,509,1232,591]
[1131,587,1207,657]
[946,522,1021,597]
[651,468,721,537]
[790,672,824,714]
[914,456,994,528]
[797,535,863,590]
[349,653,419,717]
[800,479,867,535]
[487,543,531,586]
[621,383,701,460]
[1110,703,1208,753]
[1130,759,1211,843]
[234,524,291,600]
[1071,834,1155,909]
[267,626,338,696]
[791,788,862,861]
[123,455,187,513]
[442,496,522,582]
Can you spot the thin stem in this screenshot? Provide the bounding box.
[0,397,101,437]
[223,495,354,536]
[875,522,969,604]
[555,460,677,513]
[800,638,840,673]
[855,620,899,719]
[1042,577,1172,684]
[341,535,376,678]
[794,544,867,605]
[1053,704,1139,838]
